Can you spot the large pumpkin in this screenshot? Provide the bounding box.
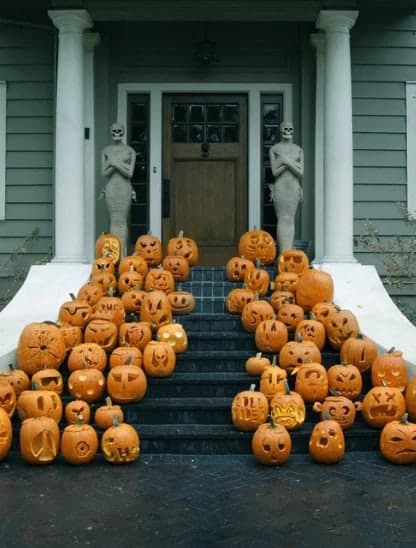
[294,362,329,403]
[60,417,99,465]
[371,348,408,392]
[295,268,334,312]
[340,333,378,373]
[379,414,416,464]
[140,289,173,331]
[106,364,148,403]
[327,362,362,401]
[142,340,177,377]
[67,368,106,403]
[241,298,274,333]
[362,385,406,428]
[16,322,66,375]
[238,228,276,265]
[19,416,60,465]
[17,387,63,422]
[278,248,309,276]
[254,317,288,354]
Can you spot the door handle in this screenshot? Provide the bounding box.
[162,177,170,218]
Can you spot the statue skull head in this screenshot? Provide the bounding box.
[111,122,125,141]
[280,122,294,141]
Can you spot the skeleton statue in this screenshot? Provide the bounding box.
[268,122,304,254]
[101,123,136,257]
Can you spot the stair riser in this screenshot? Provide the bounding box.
[146,381,254,398]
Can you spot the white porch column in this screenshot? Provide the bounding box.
[48,9,92,262]
[317,10,358,263]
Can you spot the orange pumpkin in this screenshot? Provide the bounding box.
[327,362,362,401]
[0,379,17,418]
[166,231,199,266]
[135,233,163,266]
[380,414,416,464]
[278,336,322,372]
[294,362,328,403]
[295,268,334,312]
[309,416,345,464]
[272,272,299,295]
[142,340,177,377]
[106,364,148,403]
[294,317,326,351]
[168,291,196,315]
[17,387,63,422]
[19,416,60,464]
[225,256,255,282]
[251,418,292,466]
[140,289,173,331]
[121,288,147,314]
[91,255,116,277]
[117,269,144,295]
[362,385,406,428]
[241,298,274,333]
[16,322,66,375]
[245,352,271,377]
[65,400,91,425]
[270,380,306,431]
[31,368,64,395]
[225,287,255,314]
[371,348,408,392]
[276,301,305,333]
[259,358,287,401]
[313,394,362,430]
[0,407,12,461]
[58,294,92,328]
[76,281,104,307]
[144,267,175,294]
[101,417,140,464]
[109,346,143,368]
[67,368,106,403]
[60,417,99,465]
[325,307,360,350]
[269,289,295,313]
[405,376,416,420]
[254,318,288,354]
[278,248,309,276]
[162,253,190,282]
[95,232,122,264]
[118,321,153,351]
[84,319,118,352]
[238,228,276,265]
[243,264,270,297]
[118,254,149,277]
[340,333,378,373]
[92,294,126,326]
[94,397,124,430]
[231,384,269,432]
[67,342,108,372]
[0,364,30,397]
[157,323,188,354]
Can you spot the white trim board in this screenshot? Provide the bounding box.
[117,82,293,237]
[0,81,6,221]
[406,81,416,217]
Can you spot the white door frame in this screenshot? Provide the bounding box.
[118,82,293,237]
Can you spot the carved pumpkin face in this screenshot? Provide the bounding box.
[135,234,163,266]
[145,268,175,294]
[311,301,338,324]
[118,255,149,277]
[19,416,60,464]
[380,416,416,464]
[0,367,30,397]
[226,288,255,315]
[277,302,304,333]
[294,319,326,351]
[162,255,190,282]
[94,398,124,430]
[140,290,173,331]
[157,323,188,354]
[77,281,104,307]
[241,300,274,333]
[309,418,345,464]
[68,342,108,372]
[95,232,121,264]
[109,346,143,368]
[61,421,99,465]
[92,296,126,326]
[278,339,322,372]
[31,368,64,395]
[166,234,199,266]
[269,290,295,313]
[405,377,416,421]
[273,272,299,294]
[142,340,177,377]
[106,365,148,403]
[238,229,276,265]
[278,249,309,275]
[58,297,92,328]
[245,353,271,377]
[91,256,116,277]
[325,308,360,350]
[270,387,306,430]
[327,363,362,401]
[118,270,144,295]
[84,319,118,352]
[251,421,292,466]
[371,349,408,392]
[67,369,106,403]
[340,334,378,373]
[313,395,361,430]
[0,407,12,461]
[243,267,270,297]
[65,400,91,425]
[17,389,63,422]
[118,321,153,351]
[168,291,196,315]
[254,319,288,354]
[90,272,117,294]
[231,385,269,432]
[101,421,140,464]
[294,362,328,403]
[296,269,334,312]
[226,256,255,282]
[259,364,288,401]
[57,322,83,354]
[362,386,406,428]
[0,379,16,418]
[121,288,147,314]
[16,322,66,375]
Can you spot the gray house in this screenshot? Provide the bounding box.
[1,1,416,368]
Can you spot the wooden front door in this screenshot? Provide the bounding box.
[162,94,247,265]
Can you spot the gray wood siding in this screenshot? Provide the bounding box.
[0,23,55,276]
[351,12,416,279]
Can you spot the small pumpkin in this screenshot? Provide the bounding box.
[58,293,92,328]
[95,232,122,264]
[65,400,91,425]
[309,414,345,464]
[243,262,270,297]
[251,416,292,466]
[294,316,326,351]
[313,393,362,430]
[325,307,360,350]
[94,397,124,430]
[0,364,30,398]
[67,368,106,403]
[31,368,64,395]
[92,294,126,326]
[101,416,140,464]
[269,289,295,313]
[109,346,143,368]
[121,288,147,314]
[168,291,196,315]
[117,268,145,295]
[162,253,190,282]
[340,333,378,374]
[157,322,188,354]
[118,321,153,351]
[91,255,116,277]
[294,361,328,403]
[276,301,305,333]
[118,254,149,277]
[405,376,416,421]
[76,281,104,307]
[245,352,271,377]
[259,357,287,402]
[0,379,17,418]
[145,267,175,294]
[327,362,362,401]
[272,272,299,295]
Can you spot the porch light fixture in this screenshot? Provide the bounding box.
[193,25,219,65]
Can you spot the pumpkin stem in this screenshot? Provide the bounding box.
[249,383,256,391]
[272,354,278,366]
[75,414,84,425]
[112,415,120,427]
[105,396,113,406]
[400,413,409,424]
[329,387,340,396]
[268,414,277,428]
[283,379,291,395]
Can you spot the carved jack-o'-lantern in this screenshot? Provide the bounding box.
[76,281,104,307]
[84,319,118,353]
[278,249,309,276]
[92,295,126,326]
[118,255,149,278]
[270,381,306,431]
[0,407,12,461]
[245,352,271,377]
[118,269,144,295]
[225,256,255,282]
[143,340,177,377]
[57,322,83,355]
[241,299,274,333]
[31,368,64,395]
[65,400,91,425]
[313,394,362,430]
[0,379,16,418]
[168,291,196,315]
[140,290,173,331]
[296,268,334,312]
[243,265,270,297]
[166,231,199,266]
[362,385,406,428]
[61,418,99,465]
[17,388,63,422]
[231,384,269,432]
[109,346,142,369]
[157,323,188,354]
[162,254,190,282]
[311,301,338,324]
[67,368,106,403]
[340,334,378,373]
[294,362,328,403]
[309,416,345,464]
[226,287,255,315]
[135,233,163,266]
[58,294,92,328]
[254,318,288,354]
[106,364,148,403]
[144,267,175,294]
[251,418,292,466]
[91,256,116,277]
[327,362,362,401]
[379,414,416,464]
[90,271,117,294]
[118,321,153,351]
[278,337,322,372]
[238,229,276,266]
[16,322,66,375]
[0,365,30,397]
[95,232,121,264]
[295,317,326,351]
[269,290,295,313]
[259,360,287,401]
[272,272,299,294]
[325,307,360,350]
[371,348,408,392]
[101,418,140,464]
[405,377,416,421]
[94,397,124,430]
[121,288,147,314]
[277,301,305,333]
[67,342,108,372]
[19,416,60,464]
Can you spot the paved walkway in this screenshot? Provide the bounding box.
[1,452,415,548]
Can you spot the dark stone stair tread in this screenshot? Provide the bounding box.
[148,372,252,383]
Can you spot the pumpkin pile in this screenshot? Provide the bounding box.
[227,228,416,466]
[0,231,198,465]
